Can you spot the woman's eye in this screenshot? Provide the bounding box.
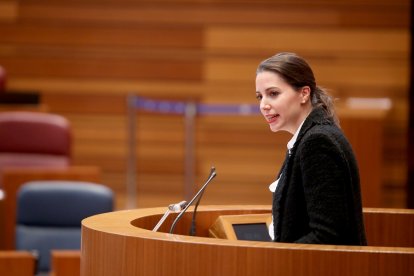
[255,94,262,100]
[270,91,279,97]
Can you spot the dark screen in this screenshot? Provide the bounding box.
[233,223,271,241]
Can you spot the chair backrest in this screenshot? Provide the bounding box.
[0,111,71,170]
[15,181,114,273]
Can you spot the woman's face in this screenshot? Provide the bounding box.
[255,71,310,134]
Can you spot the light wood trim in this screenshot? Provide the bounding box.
[206,27,409,53]
[81,205,414,276]
[0,166,101,249]
[205,57,408,86]
[0,251,35,276]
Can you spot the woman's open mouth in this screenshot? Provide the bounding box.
[266,114,279,124]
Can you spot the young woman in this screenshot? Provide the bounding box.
[255,52,367,245]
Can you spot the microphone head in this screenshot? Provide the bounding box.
[208,166,216,178]
[170,204,182,212]
[168,200,187,212]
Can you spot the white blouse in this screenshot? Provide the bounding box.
[268,118,307,240]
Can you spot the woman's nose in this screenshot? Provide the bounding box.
[261,100,270,110]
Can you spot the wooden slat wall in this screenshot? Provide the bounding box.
[0,0,409,209]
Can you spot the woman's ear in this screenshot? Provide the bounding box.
[300,86,311,104]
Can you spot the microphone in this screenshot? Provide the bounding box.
[152,200,187,232]
[169,166,217,234]
[168,200,187,212]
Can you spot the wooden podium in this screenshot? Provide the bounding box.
[81,205,414,276]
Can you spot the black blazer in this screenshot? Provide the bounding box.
[272,107,367,245]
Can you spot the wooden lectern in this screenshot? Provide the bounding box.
[81,205,414,276]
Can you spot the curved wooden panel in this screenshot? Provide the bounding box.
[81,205,414,276]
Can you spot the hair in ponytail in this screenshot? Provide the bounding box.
[257,52,339,125]
[312,86,339,125]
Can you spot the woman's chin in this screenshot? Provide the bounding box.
[269,125,280,133]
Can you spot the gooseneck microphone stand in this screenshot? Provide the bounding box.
[169,167,217,234]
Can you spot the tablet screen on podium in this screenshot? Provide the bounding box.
[209,213,272,241]
[233,223,271,241]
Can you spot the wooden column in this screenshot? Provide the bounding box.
[408,2,414,208]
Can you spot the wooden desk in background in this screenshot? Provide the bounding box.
[0,251,35,276]
[338,107,388,207]
[51,250,81,276]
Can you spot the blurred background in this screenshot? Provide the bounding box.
[0,0,410,211]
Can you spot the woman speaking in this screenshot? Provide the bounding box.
[255,52,367,245]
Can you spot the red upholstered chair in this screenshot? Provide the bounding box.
[0,111,71,195]
[0,111,72,251]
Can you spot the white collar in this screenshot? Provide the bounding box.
[287,117,307,154]
[269,119,305,193]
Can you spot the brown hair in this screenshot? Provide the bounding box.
[256,52,339,125]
